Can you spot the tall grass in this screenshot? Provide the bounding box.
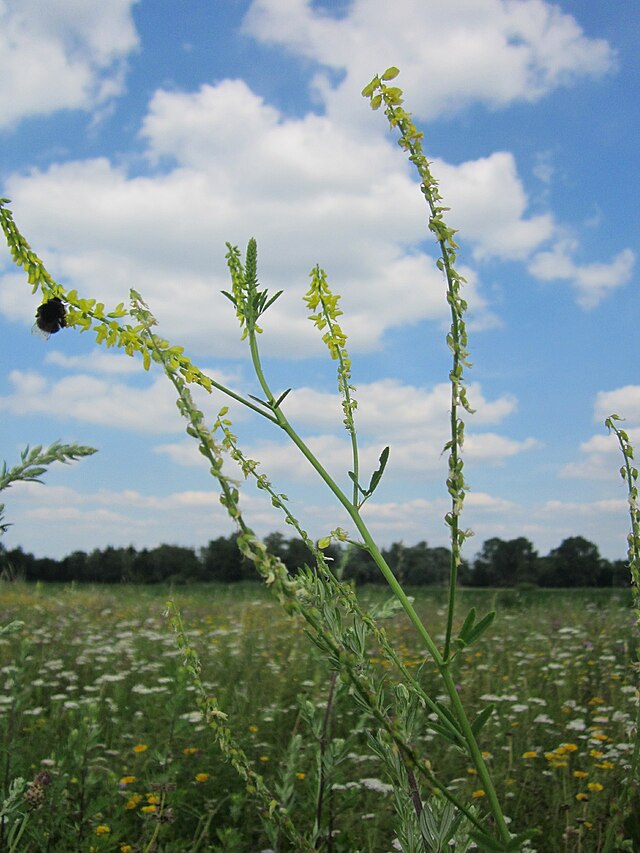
[0,585,637,852]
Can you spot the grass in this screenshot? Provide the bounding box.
[0,582,637,852]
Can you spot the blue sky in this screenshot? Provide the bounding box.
[0,0,638,561]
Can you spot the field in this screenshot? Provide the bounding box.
[0,582,637,852]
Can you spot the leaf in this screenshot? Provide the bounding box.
[381,66,400,80]
[466,610,496,645]
[457,607,476,646]
[273,388,292,409]
[263,289,283,312]
[361,79,378,97]
[367,446,390,496]
[347,471,366,497]
[370,94,382,110]
[220,290,237,307]
[471,703,495,736]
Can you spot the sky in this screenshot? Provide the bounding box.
[0,0,638,563]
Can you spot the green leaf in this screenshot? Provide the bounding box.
[273,388,291,409]
[370,94,382,110]
[361,78,379,97]
[465,610,496,645]
[367,446,389,496]
[381,66,400,80]
[471,703,494,735]
[457,607,476,646]
[347,471,366,497]
[263,289,283,312]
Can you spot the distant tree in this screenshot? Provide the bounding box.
[470,537,539,587]
[343,546,380,584]
[540,536,603,587]
[383,541,452,585]
[59,550,89,583]
[200,535,251,582]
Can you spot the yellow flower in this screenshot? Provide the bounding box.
[573,771,589,779]
[595,761,615,770]
[560,743,578,753]
[295,772,305,780]
[132,744,148,753]
[119,775,136,785]
[195,773,209,783]
[183,747,199,755]
[587,782,603,792]
[95,825,111,836]
[259,755,269,762]
[591,733,608,742]
[576,792,589,801]
[141,804,156,813]
[125,794,142,810]
[121,847,133,853]
[522,751,538,759]
[471,789,485,799]
[146,794,160,804]
[589,749,604,759]
[248,725,258,733]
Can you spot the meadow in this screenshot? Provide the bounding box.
[0,582,637,852]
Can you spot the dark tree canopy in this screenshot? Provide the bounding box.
[0,532,630,588]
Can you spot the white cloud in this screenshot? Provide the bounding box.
[434,152,554,261]
[45,350,141,375]
[243,0,616,123]
[593,386,640,424]
[529,239,635,308]
[0,0,140,129]
[0,368,182,434]
[2,57,562,357]
[559,387,640,480]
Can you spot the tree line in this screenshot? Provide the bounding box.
[0,532,631,588]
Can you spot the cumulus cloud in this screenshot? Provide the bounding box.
[529,239,635,308]
[0,368,181,434]
[559,386,640,480]
[242,0,616,123]
[0,0,140,129]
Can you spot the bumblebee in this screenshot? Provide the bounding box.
[32,297,67,339]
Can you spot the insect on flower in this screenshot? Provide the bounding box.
[32,296,67,340]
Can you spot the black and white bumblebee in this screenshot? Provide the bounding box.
[32,297,67,340]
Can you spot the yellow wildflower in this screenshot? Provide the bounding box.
[471,789,485,799]
[195,773,209,783]
[95,825,110,836]
[125,794,142,810]
[587,782,603,792]
[132,744,148,754]
[522,751,538,759]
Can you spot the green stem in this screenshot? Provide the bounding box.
[245,326,511,844]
